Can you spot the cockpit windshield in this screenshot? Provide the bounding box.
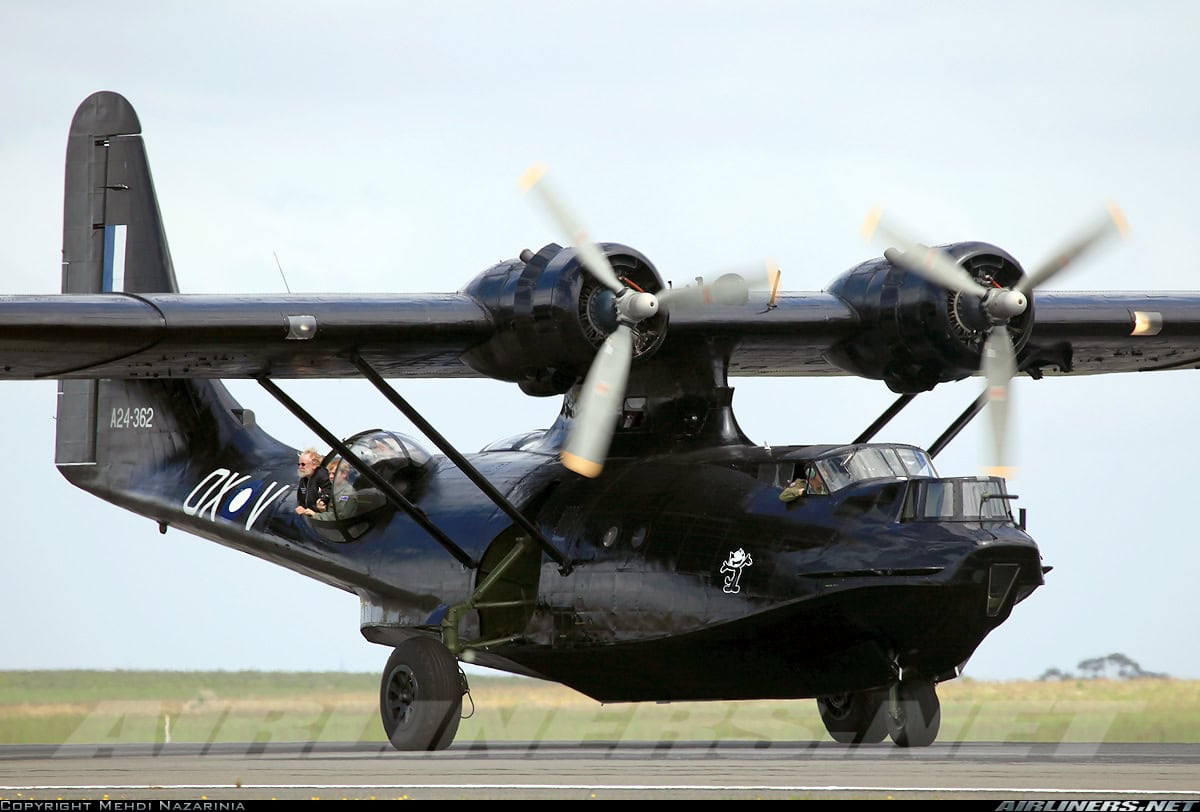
[812,446,937,493]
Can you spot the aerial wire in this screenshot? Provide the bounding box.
[273,251,292,293]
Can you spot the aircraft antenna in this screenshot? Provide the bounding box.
[273,251,292,293]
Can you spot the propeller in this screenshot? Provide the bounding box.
[863,204,1129,476]
[521,164,774,477]
[656,270,769,311]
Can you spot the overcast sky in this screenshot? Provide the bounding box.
[1,1,1198,684]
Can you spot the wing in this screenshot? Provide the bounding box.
[1022,292,1200,375]
[0,292,494,379]
[683,289,1200,379]
[5,287,1199,383]
[6,90,1200,390]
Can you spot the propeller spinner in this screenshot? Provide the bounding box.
[863,204,1129,476]
[521,164,774,477]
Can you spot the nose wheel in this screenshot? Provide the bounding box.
[885,678,941,747]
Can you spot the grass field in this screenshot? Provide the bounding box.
[0,671,1196,746]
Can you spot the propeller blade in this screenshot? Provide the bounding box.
[862,207,990,298]
[656,262,777,312]
[520,163,624,294]
[1016,202,1130,294]
[982,326,1018,478]
[561,324,633,478]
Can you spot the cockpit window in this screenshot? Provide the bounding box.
[480,429,548,453]
[895,447,937,478]
[812,447,937,493]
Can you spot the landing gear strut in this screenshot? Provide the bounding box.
[379,636,466,751]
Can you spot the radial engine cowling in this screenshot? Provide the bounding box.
[461,242,668,395]
[827,241,1033,393]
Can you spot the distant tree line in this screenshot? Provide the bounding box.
[1038,652,1167,681]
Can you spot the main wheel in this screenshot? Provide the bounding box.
[816,690,888,744]
[885,678,941,747]
[379,636,464,751]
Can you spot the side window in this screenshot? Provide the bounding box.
[813,459,849,493]
[923,481,956,519]
[307,458,382,543]
[758,463,796,488]
[304,430,433,543]
[804,464,831,495]
[834,483,903,520]
[902,480,957,520]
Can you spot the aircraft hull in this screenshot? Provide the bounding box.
[484,542,1042,702]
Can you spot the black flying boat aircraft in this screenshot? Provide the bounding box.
[4,92,1197,749]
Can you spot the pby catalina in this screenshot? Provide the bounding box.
[4,92,1198,750]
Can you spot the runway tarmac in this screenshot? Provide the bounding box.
[2,741,1199,800]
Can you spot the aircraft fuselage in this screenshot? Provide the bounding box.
[64,408,1042,703]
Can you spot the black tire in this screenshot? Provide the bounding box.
[816,690,888,744]
[379,637,463,751]
[885,678,941,747]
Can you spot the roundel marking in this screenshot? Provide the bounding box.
[228,487,253,513]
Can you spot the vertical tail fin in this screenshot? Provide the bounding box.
[55,93,288,493]
[57,91,182,469]
[49,94,360,593]
[62,91,179,296]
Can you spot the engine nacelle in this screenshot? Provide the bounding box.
[827,241,1033,393]
[461,243,668,395]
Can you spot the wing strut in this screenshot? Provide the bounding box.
[926,390,990,459]
[257,377,478,569]
[853,393,918,445]
[352,354,574,575]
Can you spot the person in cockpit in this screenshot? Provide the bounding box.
[779,478,806,502]
[779,465,828,502]
[806,467,828,495]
